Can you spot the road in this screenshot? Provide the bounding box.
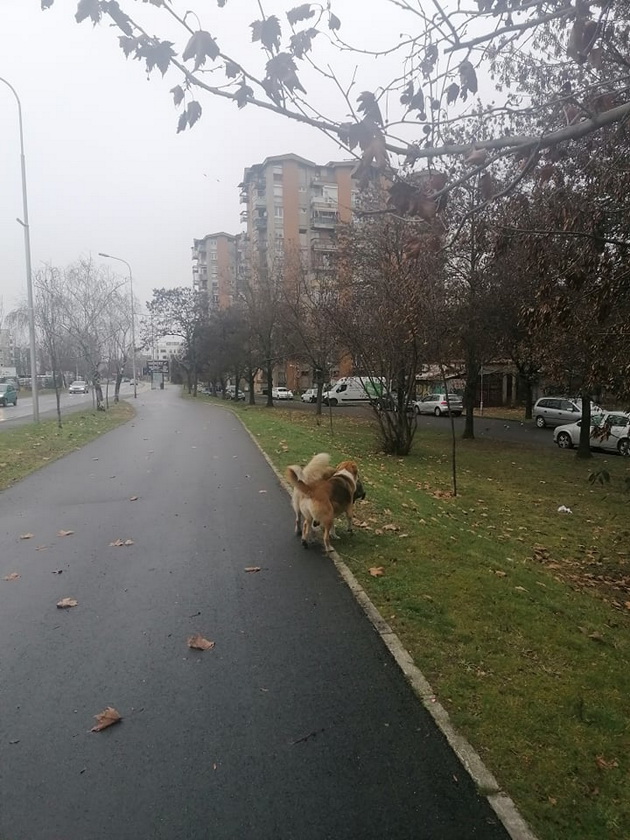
[272,398,556,447]
[0,385,511,840]
[0,382,140,429]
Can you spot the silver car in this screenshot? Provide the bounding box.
[533,396,602,428]
[413,392,463,416]
[554,412,630,456]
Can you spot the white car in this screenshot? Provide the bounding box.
[413,392,463,416]
[272,387,293,400]
[553,412,630,456]
[301,388,317,403]
[69,380,89,394]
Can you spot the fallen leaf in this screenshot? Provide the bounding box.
[3,573,20,582]
[258,489,267,494]
[56,597,78,608]
[52,569,63,575]
[129,496,138,501]
[19,533,34,540]
[57,530,74,537]
[494,570,507,577]
[383,523,399,531]
[244,566,261,573]
[91,707,122,732]
[123,539,134,546]
[595,755,619,771]
[36,545,48,551]
[369,566,385,577]
[187,634,215,651]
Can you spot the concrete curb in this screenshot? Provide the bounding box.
[214,402,539,840]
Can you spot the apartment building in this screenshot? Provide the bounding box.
[0,329,15,369]
[191,232,239,309]
[239,154,356,390]
[239,153,355,276]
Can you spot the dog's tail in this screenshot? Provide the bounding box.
[285,465,315,497]
[302,452,331,482]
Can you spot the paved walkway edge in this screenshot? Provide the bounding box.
[224,404,539,840]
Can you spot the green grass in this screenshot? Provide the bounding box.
[0,402,135,491]
[208,397,630,840]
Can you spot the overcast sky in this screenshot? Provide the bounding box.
[1,0,409,319]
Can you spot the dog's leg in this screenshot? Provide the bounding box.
[346,505,354,534]
[301,516,311,549]
[322,522,333,553]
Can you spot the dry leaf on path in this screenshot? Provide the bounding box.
[3,573,20,582]
[57,598,78,608]
[57,530,74,537]
[187,634,215,651]
[123,539,134,546]
[369,566,385,577]
[109,538,134,547]
[129,496,138,501]
[91,707,122,732]
[244,566,261,573]
[36,545,48,551]
[19,533,34,540]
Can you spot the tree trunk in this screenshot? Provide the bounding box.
[523,377,534,420]
[266,362,274,408]
[462,355,479,439]
[576,390,593,459]
[247,369,256,405]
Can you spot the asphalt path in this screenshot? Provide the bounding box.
[1,385,511,840]
[0,382,140,430]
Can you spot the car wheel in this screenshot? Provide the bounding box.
[535,416,546,428]
[618,439,630,457]
[556,432,573,449]
[434,407,442,417]
[329,398,338,407]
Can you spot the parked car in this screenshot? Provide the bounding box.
[554,412,630,456]
[68,380,89,394]
[533,396,601,428]
[0,383,18,406]
[272,387,294,400]
[301,388,317,403]
[225,387,246,401]
[413,392,463,416]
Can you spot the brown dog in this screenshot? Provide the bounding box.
[286,457,360,553]
[289,453,366,539]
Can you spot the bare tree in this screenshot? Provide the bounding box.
[45,0,630,222]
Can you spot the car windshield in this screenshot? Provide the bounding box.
[0,385,8,392]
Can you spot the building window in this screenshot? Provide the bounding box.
[274,206,284,218]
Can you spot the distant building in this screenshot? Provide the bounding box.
[0,329,15,369]
[239,153,355,279]
[155,336,185,362]
[239,153,356,390]
[192,232,239,309]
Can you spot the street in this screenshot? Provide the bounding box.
[0,381,139,428]
[0,385,511,840]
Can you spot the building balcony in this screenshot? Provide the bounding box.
[311,239,336,251]
[254,216,268,230]
[240,210,249,223]
[311,213,338,229]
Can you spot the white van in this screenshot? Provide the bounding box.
[322,376,385,406]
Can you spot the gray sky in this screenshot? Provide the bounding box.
[1,1,406,317]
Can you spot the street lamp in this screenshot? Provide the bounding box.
[98,253,137,398]
[0,76,39,422]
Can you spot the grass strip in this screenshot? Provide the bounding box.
[0,402,135,492]
[207,398,630,840]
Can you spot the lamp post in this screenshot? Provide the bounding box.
[98,253,137,398]
[0,76,39,422]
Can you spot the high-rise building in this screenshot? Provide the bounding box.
[239,153,355,277]
[239,154,356,390]
[191,232,239,309]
